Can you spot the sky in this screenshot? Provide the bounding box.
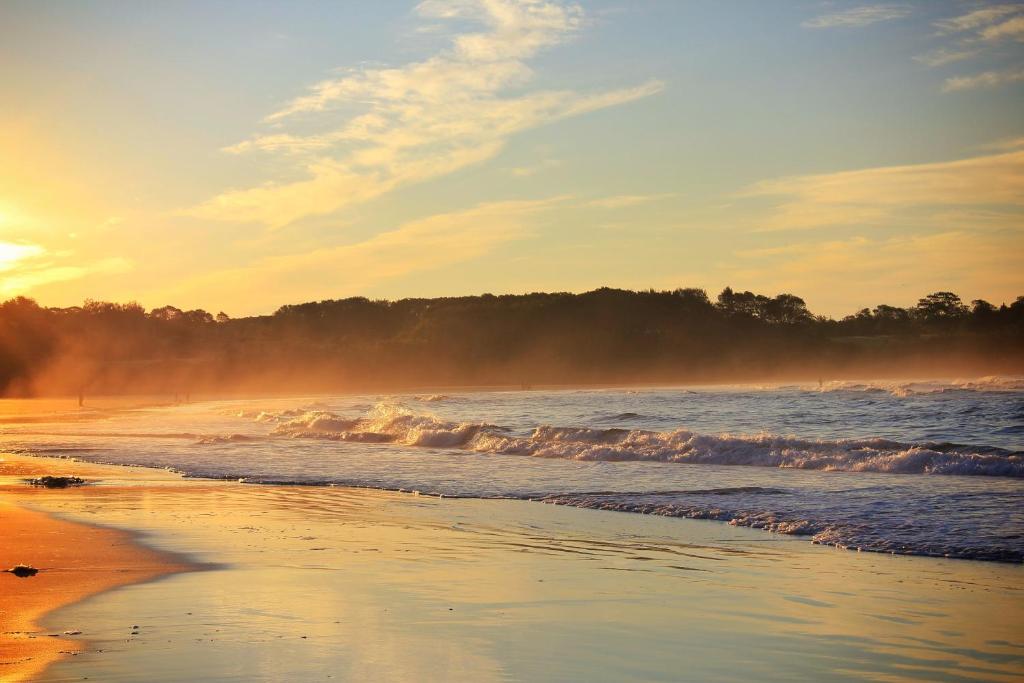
[0,0,1022,317]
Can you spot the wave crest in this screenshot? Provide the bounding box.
[260,403,1023,477]
[195,434,258,445]
[816,376,1024,397]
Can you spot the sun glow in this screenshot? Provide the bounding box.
[0,241,43,273]
[0,200,23,229]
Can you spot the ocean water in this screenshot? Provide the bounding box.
[3,377,1023,562]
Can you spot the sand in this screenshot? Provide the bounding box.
[1,452,1022,681]
[0,457,193,683]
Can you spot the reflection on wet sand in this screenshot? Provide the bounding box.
[0,454,195,683]
[2,456,1020,682]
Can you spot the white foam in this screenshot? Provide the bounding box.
[814,376,1024,397]
[264,403,1023,478]
[195,434,257,445]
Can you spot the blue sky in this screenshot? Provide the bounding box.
[0,0,1021,315]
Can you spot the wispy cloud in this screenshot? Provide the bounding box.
[981,135,1024,151]
[0,241,44,273]
[727,230,1024,311]
[267,197,561,279]
[0,241,131,298]
[802,5,911,29]
[935,4,1022,35]
[187,0,662,229]
[586,193,675,209]
[924,3,1024,92]
[743,146,1024,231]
[979,14,1024,41]
[509,158,562,177]
[942,67,1024,92]
[167,197,565,307]
[912,47,978,67]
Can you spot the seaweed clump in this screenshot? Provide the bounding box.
[27,476,86,488]
[5,564,39,577]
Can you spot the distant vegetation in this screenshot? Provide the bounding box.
[1,288,1022,396]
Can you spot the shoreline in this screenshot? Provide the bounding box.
[0,456,196,683]
[1,453,1022,681]
[6,447,1024,566]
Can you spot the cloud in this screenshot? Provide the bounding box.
[586,193,675,209]
[509,158,562,177]
[728,230,1024,312]
[0,241,132,298]
[923,4,1024,92]
[915,4,1024,93]
[166,197,566,308]
[743,147,1024,231]
[979,14,1024,41]
[0,241,44,273]
[187,1,662,229]
[222,134,334,155]
[935,4,1022,35]
[912,47,978,67]
[802,5,911,29]
[266,197,561,278]
[942,67,1024,91]
[981,135,1024,151]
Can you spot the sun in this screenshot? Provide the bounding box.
[0,241,43,272]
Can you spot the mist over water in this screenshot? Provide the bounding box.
[3,378,1023,562]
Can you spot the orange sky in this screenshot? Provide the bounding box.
[1,1,1022,316]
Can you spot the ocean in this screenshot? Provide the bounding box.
[4,377,1022,563]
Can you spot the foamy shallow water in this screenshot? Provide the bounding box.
[3,378,1023,561]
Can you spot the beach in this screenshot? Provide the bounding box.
[0,456,193,682]
[1,444,1023,681]
[3,0,1022,677]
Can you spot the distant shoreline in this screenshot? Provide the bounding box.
[3,371,1023,404]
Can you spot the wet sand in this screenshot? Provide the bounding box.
[0,457,193,683]
[1,452,1022,682]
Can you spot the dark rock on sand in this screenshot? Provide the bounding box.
[6,564,39,577]
[27,476,86,488]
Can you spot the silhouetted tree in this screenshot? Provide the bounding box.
[0,287,1021,395]
[915,292,968,322]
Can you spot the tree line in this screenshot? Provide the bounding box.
[0,287,1021,396]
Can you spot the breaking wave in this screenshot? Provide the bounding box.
[195,434,259,445]
[265,403,1023,478]
[9,386,1022,563]
[814,375,1024,397]
[537,490,1022,562]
